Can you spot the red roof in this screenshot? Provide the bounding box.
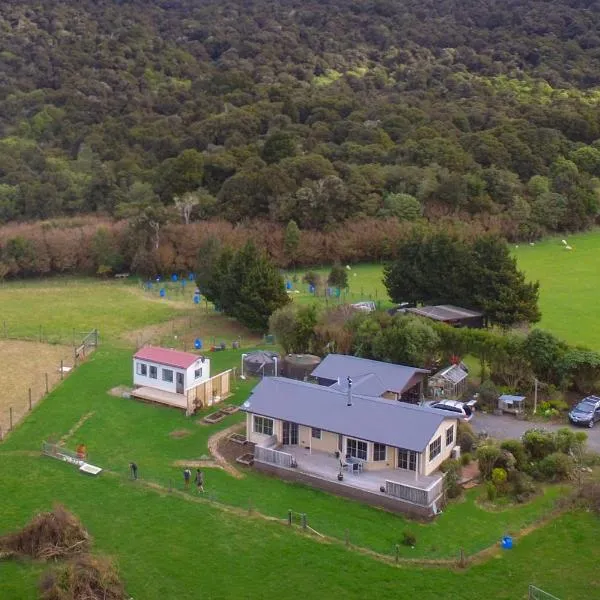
[134,346,201,369]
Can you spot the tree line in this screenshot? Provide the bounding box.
[1,0,600,239]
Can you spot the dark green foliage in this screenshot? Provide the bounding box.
[457,422,476,454]
[327,264,348,290]
[401,531,416,547]
[538,452,574,481]
[477,445,502,480]
[302,271,320,288]
[202,241,289,331]
[283,220,301,267]
[521,429,557,461]
[500,440,528,472]
[0,0,599,239]
[524,330,568,385]
[383,233,539,327]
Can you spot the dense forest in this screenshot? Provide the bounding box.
[1,0,600,238]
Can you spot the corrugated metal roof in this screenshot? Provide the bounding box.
[407,305,483,321]
[330,373,388,397]
[498,394,526,403]
[134,346,202,369]
[242,377,454,452]
[311,354,429,394]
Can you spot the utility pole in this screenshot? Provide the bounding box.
[533,378,539,414]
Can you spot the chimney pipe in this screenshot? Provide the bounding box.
[347,377,352,406]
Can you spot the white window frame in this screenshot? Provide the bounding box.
[162,368,174,383]
[136,362,147,376]
[446,425,454,446]
[194,368,202,379]
[149,365,158,379]
[346,438,368,461]
[373,442,386,462]
[253,416,274,436]
[311,428,322,440]
[429,436,441,461]
[397,448,417,471]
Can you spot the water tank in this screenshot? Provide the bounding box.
[282,354,321,381]
[243,351,281,377]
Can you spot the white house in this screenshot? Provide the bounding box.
[133,346,210,395]
[131,346,232,415]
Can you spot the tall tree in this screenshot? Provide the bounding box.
[283,219,301,268]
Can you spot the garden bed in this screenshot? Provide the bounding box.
[229,433,247,445]
[235,453,254,466]
[203,410,228,424]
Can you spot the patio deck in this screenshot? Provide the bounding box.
[280,445,440,494]
[131,386,188,410]
[253,445,444,517]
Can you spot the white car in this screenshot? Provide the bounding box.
[427,399,477,421]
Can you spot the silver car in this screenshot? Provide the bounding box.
[427,399,477,421]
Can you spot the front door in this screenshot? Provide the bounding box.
[397,448,417,471]
[176,372,184,394]
[282,421,299,446]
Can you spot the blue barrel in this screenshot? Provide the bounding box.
[501,536,513,550]
[193,294,200,304]
[194,339,203,350]
[189,273,195,281]
[309,285,315,294]
[171,274,178,282]
[159,288,166,298]
[286,280,292,290]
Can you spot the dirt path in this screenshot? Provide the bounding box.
[59,412,95,445]
[206,423,246,479]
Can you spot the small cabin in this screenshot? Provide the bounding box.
[133,346,210,395]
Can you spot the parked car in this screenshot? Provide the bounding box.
[427,399,477,421]
[568,396,600,428]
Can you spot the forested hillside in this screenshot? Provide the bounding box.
[1,0,600,235]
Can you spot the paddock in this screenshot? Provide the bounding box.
[0,340,74,437]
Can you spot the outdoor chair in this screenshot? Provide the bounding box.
[339,458,349,472]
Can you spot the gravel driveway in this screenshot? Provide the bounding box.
[471,412,600,453]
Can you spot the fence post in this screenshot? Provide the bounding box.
[288,509,292,526]
[2,320,6,337]
[29,388,32,411]
[9,407,13,431]
[45,373,49,394]
[458,548,466,568]
[248,498,252,515]
[60,360,64,380]
[169,479,172,493]
[345,528,350,547]
[301,513,307,530]
[39,325,42,342]
[395,544,400,564]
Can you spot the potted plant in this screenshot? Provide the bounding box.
[337,470,344,481]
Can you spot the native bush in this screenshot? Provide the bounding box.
[477,445,502,480]
[457,421,476,453]
[500,440,528,471]
[491,467,508,493]
[538,452,574,481]
[460,453,472,466]
[402,531,417,547]
[522,429,557,461]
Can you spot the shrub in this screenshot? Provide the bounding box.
[460,453,472,466]
[477,445,502,480]
[486,481,497,501]
[522,428,557,460]
[458,421,476,453]
[554,428,587,454]
[491,467,508,493]
[302,271,319,288]
[478,379,499,411]
[500,439,528,471]
[539,452,574,481]
[402,531,417,547]
[578,482,600,513]
[444,467,463,499]
[439,458,461,473]
[495,449,517,472]
[509,471,536,499]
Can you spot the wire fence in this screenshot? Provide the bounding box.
[529,586,561,600]
[0,328,98,440]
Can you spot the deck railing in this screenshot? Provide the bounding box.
[385,475,444,507]
[254,445,294,468]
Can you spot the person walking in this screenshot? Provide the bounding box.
[129,462,138,480]
[194,469,204,493]
[183,468,191,490]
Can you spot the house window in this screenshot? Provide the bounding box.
[149,365,157,379]
[397,448,417,471]
[162,369,173,383]
[346,438,367,461]
[373,443,386,461]
[311,428,322,440]
[194,368,202,379]
[446,425,454,446]
[253,416,274,436]
[429,436,442,461]
[136,363,147,376]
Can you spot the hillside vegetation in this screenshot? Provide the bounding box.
[1,0,600,238]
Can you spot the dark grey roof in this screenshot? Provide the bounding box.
[330,373,388,397]
[311,354,428,394]
[244,351,280,365]
[498,394,526,403]
[406,305,483,321]
[242,377,454,452]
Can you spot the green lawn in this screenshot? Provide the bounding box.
[513,231,600,349]
[286,229,600,349]
[0,277,193,344]
[0,347,573,561]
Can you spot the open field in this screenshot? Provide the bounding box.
[0,346,598,599]
[285,229,600,349]
[0,340,73,436]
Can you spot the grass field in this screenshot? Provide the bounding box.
[1,347,598,599]
[285,229,600,349]
[0,340,73,435]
